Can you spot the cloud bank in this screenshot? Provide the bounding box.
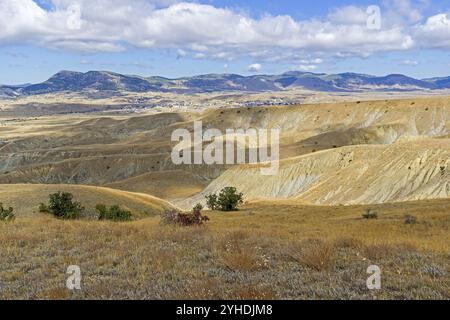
[0,0,449,63]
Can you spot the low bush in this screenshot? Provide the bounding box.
[178,211,210,226]
[40,192,84,219]
[404,214,417,225]
[193,203,203,212]
[38,202,49,213]
[0,203,15,222]
[288,239,335,271]
[362,208,378,219]
[298,239,335,271]
[96,204,132,221]
[160,206,209,227]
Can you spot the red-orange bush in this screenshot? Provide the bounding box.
[160,208,209,226]
[178,210,210,226]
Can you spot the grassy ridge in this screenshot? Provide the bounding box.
[0,184,175,218]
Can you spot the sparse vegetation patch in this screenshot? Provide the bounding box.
[404,214,418,225]
[0,203,14,222]
[95,204,132,221]
[362,208,378,219]
[160,205,209,227]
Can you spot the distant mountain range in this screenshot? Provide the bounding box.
[2,70,450,97]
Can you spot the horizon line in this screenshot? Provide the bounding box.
[2,69,447,86]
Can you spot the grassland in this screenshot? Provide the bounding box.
[1,199,448,299]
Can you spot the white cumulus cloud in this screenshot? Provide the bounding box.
[401,59,419,66]
[297,65,317,72]
[247,63,262,72]
[414,13,450,49]
[0,0,448,61]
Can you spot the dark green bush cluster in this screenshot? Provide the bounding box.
[362,208,378,219]
[39,192,134,222]
[205,194,218,210]
[193,203,203,212]
[205,187,244,211]
[0,203,15,222]
[39,192,84,219]
[96,204,132,221]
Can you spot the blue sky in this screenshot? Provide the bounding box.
[1,0,450,84]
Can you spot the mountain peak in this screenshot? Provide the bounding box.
[52,70,83,77]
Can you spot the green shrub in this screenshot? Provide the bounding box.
[0,203,15,222]
[39,202,50,213]
[96,204,132,221]
[206,187,244,212]
[362,208,378,219]
[40,192,84,219]
[205,194,218,210]
[193,203,203,213]
[217,187,244,211]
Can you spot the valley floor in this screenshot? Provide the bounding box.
[1,199,449,299]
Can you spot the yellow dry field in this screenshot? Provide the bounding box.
[0,199,449,299]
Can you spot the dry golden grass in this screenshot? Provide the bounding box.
[219,199,450,252]
[287,239,335,271]
[105,170,208,201]
[0,199,449,300]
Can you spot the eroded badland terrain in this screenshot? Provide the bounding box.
[0,93,449,299]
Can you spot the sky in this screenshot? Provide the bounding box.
[1,0,450,84]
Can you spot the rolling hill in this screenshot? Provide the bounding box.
[0,184,175,218]
[0,96,448,210]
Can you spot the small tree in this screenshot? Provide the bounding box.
[96,204,132,221]
[0,203,15,222]
[205,194,218,210]
[40,192,84,219]
[216,187,244,211]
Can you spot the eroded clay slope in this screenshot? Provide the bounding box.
[181,139,449,208]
